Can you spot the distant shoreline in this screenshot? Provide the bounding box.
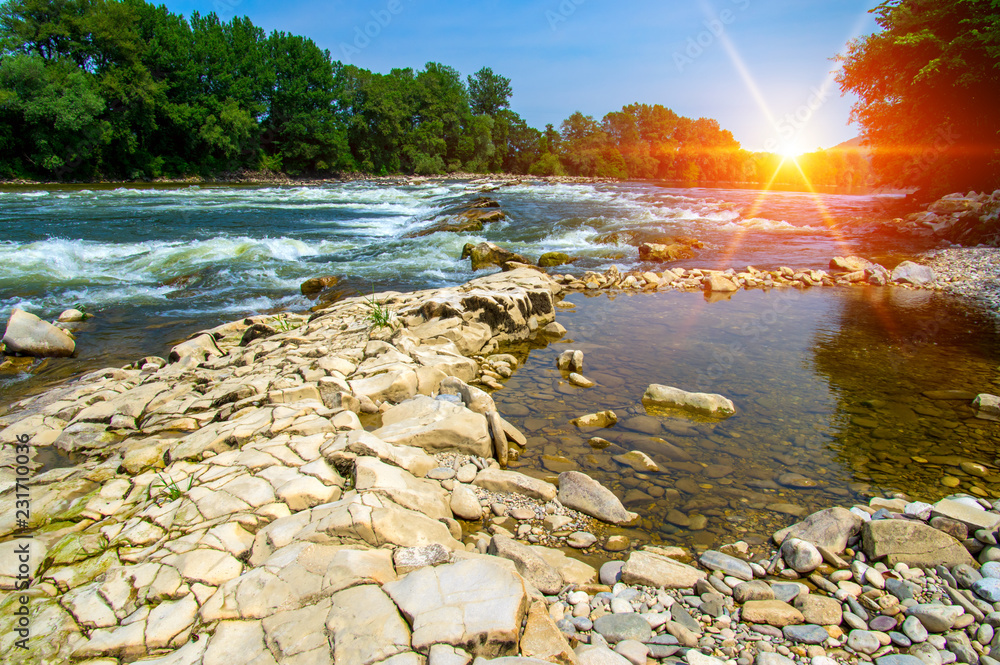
[0,171,897,198]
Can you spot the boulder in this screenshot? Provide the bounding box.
[557,471,637,524]
[300,275,340,297]
[557,350,585,373]
[349,368,419,404]
[772,507,863,553]
[643,384,735,418]
[393,544,452,575]
[473,468,557,502]
[904,604,966,633]
[373,396,492,457]
[570,410,617,428]
[461,242,529,271]
[592,613,653,644]
[57,308,86,322]
[793,594,842,626]
[383,558,528,657]
[639,242,697,262]
[780,538,823,573]
[891,262,935,286]
[440,377,497,416]
[2,308,76,357]
[830,256,874,273]
[733,581,774,603]
[929,197,979,214]
[862,519,976,567]
[621,550,706,589]
[699,550,753,581]
[974,394,1000,418]
[169,333,222,364]
[451,484,483,521]
[410,209,506,238]
[520,599,576,664]
[538,252,573,268]
[704,274,739,293]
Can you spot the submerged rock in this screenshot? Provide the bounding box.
[642,384,735,418]
[2,308,76,357]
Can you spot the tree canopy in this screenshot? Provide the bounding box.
[837,0,1000,196]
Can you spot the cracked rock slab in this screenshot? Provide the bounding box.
[325,584,411,664]
[383,558,528,658]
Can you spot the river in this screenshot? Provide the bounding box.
[4,179,999,550]
[1,179,930,403]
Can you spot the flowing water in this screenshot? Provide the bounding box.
[2,179,997,549]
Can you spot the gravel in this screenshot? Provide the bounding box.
[922,247,1000,323]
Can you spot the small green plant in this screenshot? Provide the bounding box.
[269,313,299,332]
[72,304,92,320]
[363,289,393,329]
[147,473,193,505]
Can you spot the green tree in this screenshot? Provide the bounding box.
[0,53,105,176]
[837,0,1000,195]
[262,32,350,174]
[467,66,511,117]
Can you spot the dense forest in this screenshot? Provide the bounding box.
[0,0,870,188]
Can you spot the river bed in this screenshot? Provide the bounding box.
[494,284,1000,550]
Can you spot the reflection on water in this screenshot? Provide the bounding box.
[493,286,1000,552]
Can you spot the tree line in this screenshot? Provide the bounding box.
[7,0,958,193]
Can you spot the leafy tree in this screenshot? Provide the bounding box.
[837,0,1000,195]
[500,110,541,174]
[262,32,351,174]
[467,66,511,117]
[0,53,105,175]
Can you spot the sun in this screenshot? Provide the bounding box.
[778,142,805,160]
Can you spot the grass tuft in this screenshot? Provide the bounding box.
[363,290,393,329]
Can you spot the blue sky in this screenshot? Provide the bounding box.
[160,0,879,152]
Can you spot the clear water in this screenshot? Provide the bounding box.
[494,286,1000,552]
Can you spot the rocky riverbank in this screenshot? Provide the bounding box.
[1,267,1000,664]
[920,248,1000,323]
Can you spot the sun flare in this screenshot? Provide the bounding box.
[779,144,805,160]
